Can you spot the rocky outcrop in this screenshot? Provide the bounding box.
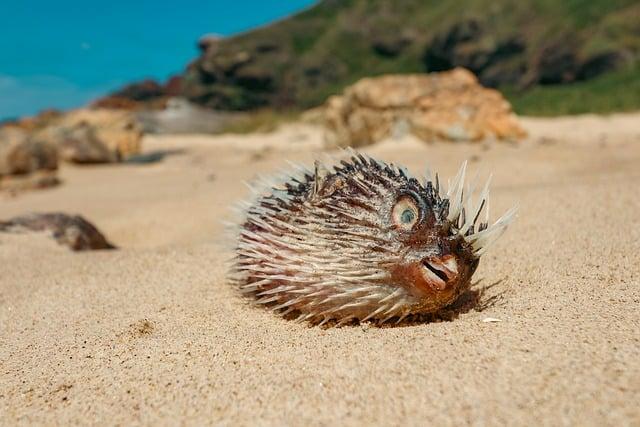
[0,213,116,251]
[323,68,526,147]
[0,127,59,191]
[182,45,276,110]
[178,0,638,112]
[32,109,143,163]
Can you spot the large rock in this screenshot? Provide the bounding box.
[323,68,526,147]
[0,213,116,251]
[34,109,143,163]
[0,127,59,191]
[0,128,58,175]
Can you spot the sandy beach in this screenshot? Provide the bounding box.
[1,113,639,425]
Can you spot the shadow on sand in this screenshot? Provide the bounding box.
[124,149,186,165]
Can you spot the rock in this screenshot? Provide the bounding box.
[322,68,526,147]
[0,127,60,192]
[46,123,120,163]
[34,109,143,163]
[198,34,223,54]
[183,41,279,110]
[0,128,58,175]
[0,213,116,251]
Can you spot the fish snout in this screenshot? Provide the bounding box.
[420,255,459,291]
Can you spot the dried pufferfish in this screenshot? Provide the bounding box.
[229,151,516,326]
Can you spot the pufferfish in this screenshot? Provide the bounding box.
[229,151,516,326]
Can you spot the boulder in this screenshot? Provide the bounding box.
[0,127,59,192]
[323,68,526,147]
[43,123,120,164]
[34,109,143,163]
[0,128,58,175]
[0,213,116,251]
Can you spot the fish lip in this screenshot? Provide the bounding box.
[420,255,459,291]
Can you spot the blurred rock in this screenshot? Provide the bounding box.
[183,40,277,111]
[323,68,526,147]
[46,123,120,163]
[33,109,143,163]
[0,213,116,251]
[0,127,59,192]
[198,34,224,54]
[0,128,58,175]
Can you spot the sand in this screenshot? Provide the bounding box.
[1,114,639,426]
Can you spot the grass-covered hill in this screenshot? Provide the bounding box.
[181,0,640,116]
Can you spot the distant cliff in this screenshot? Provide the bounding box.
[107,0,640,115]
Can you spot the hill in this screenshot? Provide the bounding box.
[180,0,640,115]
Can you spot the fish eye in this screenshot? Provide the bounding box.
[392,195,420,230]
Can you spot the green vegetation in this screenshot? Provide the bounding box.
[507,64,640,116]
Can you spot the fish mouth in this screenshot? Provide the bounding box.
[420,255,459,291]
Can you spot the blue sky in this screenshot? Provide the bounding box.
[0,0,316,119]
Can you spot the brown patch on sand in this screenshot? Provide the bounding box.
[129,319,155,337]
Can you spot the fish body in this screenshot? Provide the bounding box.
[230,152,515,325]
